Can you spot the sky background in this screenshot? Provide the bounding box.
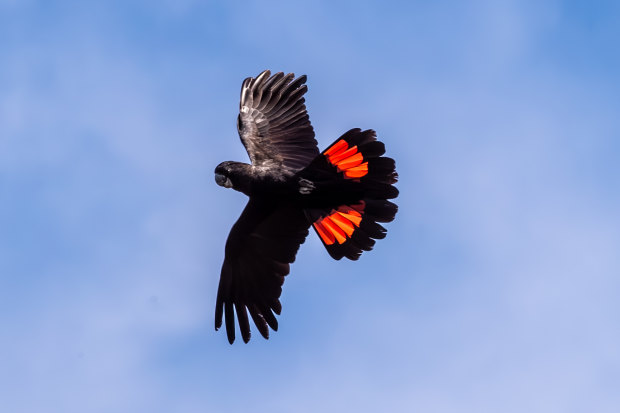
[1,0,620,412]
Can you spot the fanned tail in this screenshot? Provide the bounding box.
[302,129,398,260]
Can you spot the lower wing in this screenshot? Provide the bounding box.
[215,198,310,344]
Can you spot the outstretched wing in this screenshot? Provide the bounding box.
[215,198,310,343]
[237,70,319,171]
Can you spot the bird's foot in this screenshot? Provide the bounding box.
[298,178,315,195]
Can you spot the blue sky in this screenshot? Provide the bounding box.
[1,0,619,412]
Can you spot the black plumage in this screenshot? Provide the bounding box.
[214,70,399,343]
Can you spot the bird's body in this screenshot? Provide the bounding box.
[214,70,398,343]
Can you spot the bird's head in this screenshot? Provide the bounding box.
[214,161,237,189]
[215,161,253,194]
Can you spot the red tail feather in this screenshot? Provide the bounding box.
[303,129,398,260]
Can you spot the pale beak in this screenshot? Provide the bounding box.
[215,173,232,188]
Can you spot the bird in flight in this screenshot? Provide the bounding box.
[214,70,398,343]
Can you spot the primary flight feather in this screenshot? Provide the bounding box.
[214,70,399,343]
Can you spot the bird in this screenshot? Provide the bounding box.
[214,70,398,343]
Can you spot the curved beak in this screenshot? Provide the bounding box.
[215,173,232,188]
